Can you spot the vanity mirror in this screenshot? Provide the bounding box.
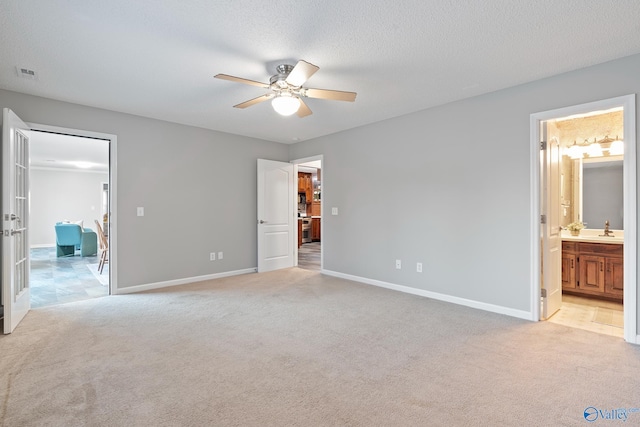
[565,156,623,229]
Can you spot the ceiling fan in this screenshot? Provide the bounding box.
[214,60,357,118]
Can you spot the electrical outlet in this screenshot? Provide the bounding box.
[332,207,338,215]
[416,262,423,273]
[210,252,216,261]
[395,259,401,270]
[218,251,223,260]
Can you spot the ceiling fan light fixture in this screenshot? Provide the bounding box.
[272,93,301,116]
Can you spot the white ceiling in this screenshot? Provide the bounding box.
[29,131,109,172]
[2,1,640,144]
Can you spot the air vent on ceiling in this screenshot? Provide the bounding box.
[16,66,37,80]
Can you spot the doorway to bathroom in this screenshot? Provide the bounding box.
[532,94,637,342]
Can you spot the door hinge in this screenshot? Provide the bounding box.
[541,288,547,298]
[541,214,547,224]
[540,140,547,150]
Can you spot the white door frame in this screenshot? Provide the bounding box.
[292,154,323,271]
[26,122,118,294]
[529,94,637,344]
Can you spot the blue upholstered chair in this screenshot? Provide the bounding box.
[54,223,98,257]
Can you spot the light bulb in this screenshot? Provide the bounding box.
[609,140,624,155]
[568,144,583,159]
[586,143,603,158]
[272,93,301,116]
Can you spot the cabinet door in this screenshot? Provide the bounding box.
[579,255,605,294]
[605,257,624,298]
[561,253,576,290]
[311,218,321,241]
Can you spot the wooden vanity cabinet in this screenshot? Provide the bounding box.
[605,257,624,298]
[561,243,577,290]
[562,241,623,301]
[579,255,605,295]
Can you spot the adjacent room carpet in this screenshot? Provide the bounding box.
[1,268,639,426]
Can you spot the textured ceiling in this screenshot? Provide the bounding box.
[2,1,640,144]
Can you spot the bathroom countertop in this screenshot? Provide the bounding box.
[560,229,624,244]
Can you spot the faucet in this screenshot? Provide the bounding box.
[600,220,615,237]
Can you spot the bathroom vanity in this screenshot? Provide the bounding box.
[561,230,623,301]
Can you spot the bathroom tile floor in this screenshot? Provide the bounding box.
[548,294,624,338]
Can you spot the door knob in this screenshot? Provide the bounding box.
[10,214,20,221]
[259,220,267,224]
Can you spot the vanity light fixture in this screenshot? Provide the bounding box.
[565,135,623,159]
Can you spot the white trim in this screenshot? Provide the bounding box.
[113,268,257,295]
[322,269,532,320]
[30,166,109,174]
[530,94,637,343]
[26,122,118,296]
[30,244,55,249]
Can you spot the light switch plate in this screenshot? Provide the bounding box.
[137,207,144,216]
[332,207,338,215]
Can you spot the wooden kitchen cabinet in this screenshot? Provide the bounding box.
[298,219,302,248]
[311,201,321,216]
[562,241,623,301]
[298,172,312,201]
[311,217,321,241]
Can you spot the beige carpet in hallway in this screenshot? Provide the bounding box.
[1,268,640,426]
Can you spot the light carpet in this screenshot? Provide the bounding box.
[1,268,640,426]
[86,263,109,286]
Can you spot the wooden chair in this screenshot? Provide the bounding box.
[94,220,109,274]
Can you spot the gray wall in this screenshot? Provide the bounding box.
[2,53,639,331]
[0,89,288,288]
[289,54,640,325]
[30,168,109,246]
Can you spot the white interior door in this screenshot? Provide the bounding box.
[541,125,562,319]
[2,108,31,334]
[257,159,295,272]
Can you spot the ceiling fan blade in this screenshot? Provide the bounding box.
[214,74,269,88]
[303,88,357,102]
[285,60,319,87]
[234,93,274,109]
[296,98,312,118]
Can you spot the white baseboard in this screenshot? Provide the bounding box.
[113,268,258,295]
[321,269,533,321]
[30,244,55,249]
